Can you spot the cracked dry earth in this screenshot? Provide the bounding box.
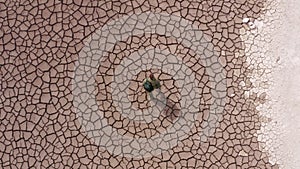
[0,0,282,169]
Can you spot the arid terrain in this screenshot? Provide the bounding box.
[0,0,299,168]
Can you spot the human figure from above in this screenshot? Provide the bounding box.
[143,73,161,99]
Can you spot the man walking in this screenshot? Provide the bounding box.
[143,73,161,98]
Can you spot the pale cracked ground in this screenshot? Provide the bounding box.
[0,0,291,169]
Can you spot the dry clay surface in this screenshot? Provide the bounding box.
[0,0,285,168]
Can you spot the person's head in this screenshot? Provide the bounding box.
[149,73,155,80]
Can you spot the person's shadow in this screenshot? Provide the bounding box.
[149,89,180,122]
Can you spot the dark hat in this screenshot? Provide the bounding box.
[143,80,154,92]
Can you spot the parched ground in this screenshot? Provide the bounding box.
[0,0,280,168]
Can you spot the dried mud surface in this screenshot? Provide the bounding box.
[0,0,279,168]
